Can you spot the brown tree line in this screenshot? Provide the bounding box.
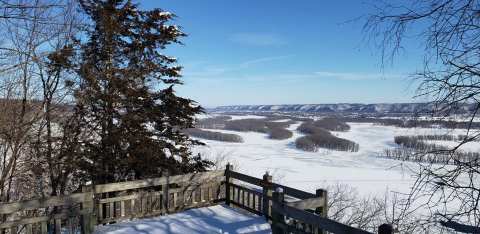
[182,128,243,143]
[341,117,480,129]
[382,135,480,164]
[195,116,295,140]
[295,118,359,152]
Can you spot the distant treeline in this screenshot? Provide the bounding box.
[341,117,480,129]
[195,116,295,140]
[268,127,293,140]
[303,117,351,131]
[395,134,479,142]
[224,119,295,140]
[383,135,480,164]
[183,128,243,143]
[295,118,359,152]
[196,116,232,129]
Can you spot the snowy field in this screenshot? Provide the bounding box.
[193,115,479,197]
[95,205,270,234]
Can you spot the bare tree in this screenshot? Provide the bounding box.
[364,0,480,229]
[0,0,81,203]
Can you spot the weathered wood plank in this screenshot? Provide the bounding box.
[230,201,263,216]
[230,183,263,197]
[272,183,316,199]
[54,218,61,234]
[225,164,232,205]
[0,192,92,214]
[41,221,48,234]
[109,202,115,219]
[94,170,224,193]
[274,222,310,234]
[227,170,264,186]
[97,203,103,221]
[26,223,33,234]
[286,197,325,210]
[272,202,373,234]
[271,190,285,234]
[98,194,138,204]
[440,220,480,233]
[0,210,88,229]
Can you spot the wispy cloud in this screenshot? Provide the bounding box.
[314,71,405,80]
[240,55,293,67]
[183,69,406,85]
[183,55,292,78]
[229,33,287,46]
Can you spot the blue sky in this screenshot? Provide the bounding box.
[142,1,426,107]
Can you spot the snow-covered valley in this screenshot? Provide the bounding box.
[193,115,479,198]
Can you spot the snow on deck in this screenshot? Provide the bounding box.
[94,205,271,234]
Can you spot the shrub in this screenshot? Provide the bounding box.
[196,116,232,129]
[268,127,293,140]
[297,122,331,135]
[224,119,269,132]
[265,121,291,129]
[295,133,359,152]
[295,136,317,152]
[312,117,351,131]
[388,135,480,164]
[183,128,243,143]
[208,117,295,140]
[296,118,358,152]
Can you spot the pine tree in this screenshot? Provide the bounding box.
[76,0,211,184]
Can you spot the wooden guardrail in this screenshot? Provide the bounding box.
[271,188,371,234]
[0,165,394,234]
[89,170,225,225]
[0,170,225,234]
[0,192,94,234]
[224,164,393,234]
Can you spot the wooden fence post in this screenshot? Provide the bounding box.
[271,188,285,234]
[225,163,232,206]
[162,171,170,214]
[378,223,393,234]
[81,185,96,234]
[315,189,328,234]
[262,171,273,220]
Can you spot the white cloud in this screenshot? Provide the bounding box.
[240,55,293,67]
[183,55,292,78]
[314,71,405,80]
[229,33,287,46]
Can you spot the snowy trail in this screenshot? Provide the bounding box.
[193,121,477,197]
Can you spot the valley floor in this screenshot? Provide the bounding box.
[193,121,476,197]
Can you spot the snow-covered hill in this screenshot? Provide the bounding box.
[213,103,474,115]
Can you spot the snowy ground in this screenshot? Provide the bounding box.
[193,117,479,197]
[94,205,271,234]
[229,115,267,120]
[425,140,480,152]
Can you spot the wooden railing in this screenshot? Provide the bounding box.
[0,192,94,234]
[0,165,394,234]
[90,170,225,225]
[224,164,394,234]
[0,170,224,234]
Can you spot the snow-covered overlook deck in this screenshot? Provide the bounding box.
[94,205,271,234]
[0,166,386,234]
